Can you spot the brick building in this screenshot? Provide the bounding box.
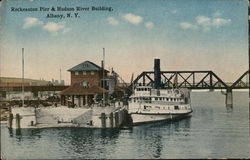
[60,60,118,107]
[68,61,108,86]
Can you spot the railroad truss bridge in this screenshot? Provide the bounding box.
[128,70,249,107]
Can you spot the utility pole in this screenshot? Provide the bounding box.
[248,0,250,129]
[60,68,62,84]
[103,48,105,107]
[22,48,24,107]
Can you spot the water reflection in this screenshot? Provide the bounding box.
[54,128,121,159]
[226,106,233,113]
[8,128,41,140]
[131,117,192,158]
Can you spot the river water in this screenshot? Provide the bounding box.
[1,91,249,159]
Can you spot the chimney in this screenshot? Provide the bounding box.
[154,59,161,89]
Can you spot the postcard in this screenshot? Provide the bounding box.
[0,0,249,159]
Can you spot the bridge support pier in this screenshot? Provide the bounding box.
[209,89,214,92]
[225,88,233,107]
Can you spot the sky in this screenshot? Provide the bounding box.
[0,0,248,85]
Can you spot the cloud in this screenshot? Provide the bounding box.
[43,21,70,35]
[179,22,197,30]
[170,10,178,14]
[23,17,43,29]
[107,17,119,25]
[62,28,71,34]
[213,12,222,17]
[22,17,70,36]
[123,13,143,24]
[196,16,211,25]
[196,16,212,31]
[212,18,231,27]
[145,21,154,29]
[180,15,231,32]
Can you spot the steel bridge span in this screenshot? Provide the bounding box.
[130,70,249,90]
[127,70,249,107]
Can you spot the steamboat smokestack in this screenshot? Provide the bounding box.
[154,59,161,89]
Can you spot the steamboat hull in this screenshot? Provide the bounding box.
[130,111,192,125]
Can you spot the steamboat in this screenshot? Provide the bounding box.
[128,59,192,125]
[128,86,192,125]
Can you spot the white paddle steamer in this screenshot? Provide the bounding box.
[128,85,192,125]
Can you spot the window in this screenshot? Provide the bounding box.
[75,71,79,75]
[174,106,179,110]
[81,81,89,88]
[91,71,94,75]
[155,97,158,100]
[83,71,87,75]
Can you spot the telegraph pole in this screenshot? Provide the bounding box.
[248,0,250,127]
[22,48,24,107]
[103,48,105,107]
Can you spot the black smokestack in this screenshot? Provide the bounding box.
[154,59,161,89]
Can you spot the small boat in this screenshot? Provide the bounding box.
[128,85,192,125]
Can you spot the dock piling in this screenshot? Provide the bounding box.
[110,112,114,128]
[115,112,119,127]
[8,113,13,129]
[16,114,21,129]
[101,113,106,128]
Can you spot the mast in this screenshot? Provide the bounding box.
[60,68,62,84]
[22,48,24,107]
[102,48,105,106]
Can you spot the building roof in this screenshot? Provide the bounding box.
[68,61,108,72]
[60,82,108,95]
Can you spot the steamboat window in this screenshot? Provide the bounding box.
[155,97,158,100]
[174,106,179,110]
[166,98,169,101]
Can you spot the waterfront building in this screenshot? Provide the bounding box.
[60,82,108,107]
[68,60,109,86]
[60,60,124,107]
